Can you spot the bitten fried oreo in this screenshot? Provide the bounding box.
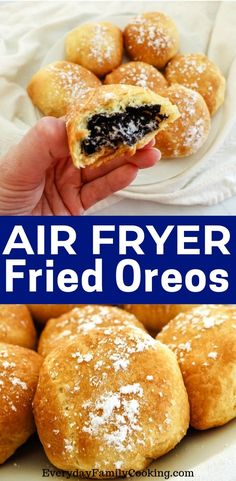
[66,22,123,77]
[124,12,179,69]
[38,305,146,357]
[155,84,211,158]
[0,343,42,464]
[27,61,101,117]
[165,53,226,115]
[66,84,179,168]
[157,305,236,430]
[104,61,168,92]
[34,328,189,473]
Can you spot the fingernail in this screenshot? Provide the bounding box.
[152,148,161,161]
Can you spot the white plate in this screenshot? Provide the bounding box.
[39,14,221,187]
[2,420,236,481]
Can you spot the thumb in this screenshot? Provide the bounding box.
[1,117,70,188]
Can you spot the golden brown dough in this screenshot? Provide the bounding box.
[124,12,179,69]
[66,22,123,77]
[123,304,197,334]
[165,53,226,115]
[27,61,101,117]
[0,343,42,464]
[28,304,84,325]
[34,328,189,473]
[157,305,236,429]
[66,84,179,168]
[104,61,168,92]
[0,304,36,349]
[38,305,146,357]
[155,84,211,158]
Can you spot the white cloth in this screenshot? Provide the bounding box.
[0,0,236,210]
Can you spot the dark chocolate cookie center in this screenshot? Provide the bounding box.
[81,104,168,155]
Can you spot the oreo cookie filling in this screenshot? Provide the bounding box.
[81,104,168,155]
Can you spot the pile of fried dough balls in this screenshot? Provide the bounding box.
[0,302,235,475]
[27,11,226,161]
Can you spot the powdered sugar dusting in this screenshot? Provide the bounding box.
[162,305,227,337]
[178,341,192,352]
[82,384,143,452]
[120,383,143,396]
[71,352,93,363]
[156,84,210,157]
[45,62,99,103]
[0,345,30,414]
[203,317,223,329]
[9,377,28,391]
[42,305,143,356]
[106,62,167,92]
[208,351,218,359]
[159,305,231,368]
[127,14,175,53]
[44,325,176,463]
[113,359,130,371]
[78,23,117,66]
[168,55,209,79]
[64,438,73,453]
[166,53,224,113]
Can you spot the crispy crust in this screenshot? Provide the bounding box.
[157,305,236,429]
[155,84,211,158]
[38,305,146,357]
[34,328,189,473]
[124,12,179,69]
[104,61,168,92]
[28,304,84,325]
[0,343,42,464]
[66,22,123,77]
[27,61,101,117]
[165,53,226,116]
[66,84,180,168]
[122,304,198,334]
[0,305,36,349]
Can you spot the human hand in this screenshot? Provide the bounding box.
[0,117,161,215]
